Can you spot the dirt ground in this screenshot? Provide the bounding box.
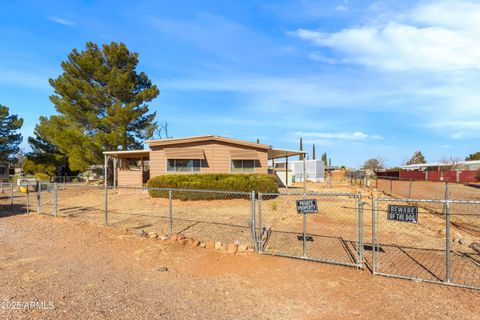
[1,213,480,320]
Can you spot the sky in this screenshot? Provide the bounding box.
[0,0,479,168]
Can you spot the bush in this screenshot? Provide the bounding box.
[146,174,279,200]
[35,173,51,182]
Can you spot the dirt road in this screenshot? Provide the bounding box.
[1,213,479,319]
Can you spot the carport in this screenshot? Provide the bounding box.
[268,148,307,189]
[103,150,150,187]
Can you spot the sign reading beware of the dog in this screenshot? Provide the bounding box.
[387,204,418,223]
[296,199,318,214]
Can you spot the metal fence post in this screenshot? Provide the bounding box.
[389,179,393,194]
[371,196,378,274]
[53,182,57,217]
[168,190,173,234]
[357,194,364,268]
[445,200,451,284]
[408,179,412,198]
[104,155,109,226]
[37,182,41,214]
[10,182,14,209]
[250,191,257,252]
[26,186,30,214]
[257,192,263,252]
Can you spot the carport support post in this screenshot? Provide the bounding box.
[104,154,108,226]
[285,155,288,189]
[445,200,451,284]
[113,157,118,190]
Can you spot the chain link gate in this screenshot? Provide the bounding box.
[372,197,480,290]
[256,192,364,268]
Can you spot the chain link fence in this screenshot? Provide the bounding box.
[372,197,480,290]
[373,177,479,201]
[257,192,364,268]
[3,180,480,291]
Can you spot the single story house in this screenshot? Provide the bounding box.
[103,135,304,187]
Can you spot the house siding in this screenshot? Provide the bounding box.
[149,140,268,178]
[117,170,143,186]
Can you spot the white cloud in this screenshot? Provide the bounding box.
[295,131,383,140]
[47,16,76,26]
[292,1,480,71]
[335,5,348,12]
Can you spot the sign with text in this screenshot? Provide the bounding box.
[17,178,37,187]
[387,204,418,223]
[296,199,318,214]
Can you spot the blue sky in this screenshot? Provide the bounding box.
[0,0,479,167]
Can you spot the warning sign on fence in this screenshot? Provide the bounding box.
[387,204,418,223]
[296,199,318,214]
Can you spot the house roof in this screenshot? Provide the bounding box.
[103,150,150,159]
[104,135,305,160]
[146,135,271,150]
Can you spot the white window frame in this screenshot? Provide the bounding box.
[230,159,255,173]
[166,159,202,173]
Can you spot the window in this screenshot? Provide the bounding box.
[231,160,255,173]
[167,159,201,172]
[0,167,6,175]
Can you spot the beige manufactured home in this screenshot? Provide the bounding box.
[103,135,304,187]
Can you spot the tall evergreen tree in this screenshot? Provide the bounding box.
[299,138,304,160]
[38,42,159,171]
[406,150,427,165]
[23,117,74,176]
[312,144,316,160]
[0,105,23,163]
[321,152,328,166]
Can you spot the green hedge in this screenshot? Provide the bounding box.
[35,173,51,181]
[146,174,279,200]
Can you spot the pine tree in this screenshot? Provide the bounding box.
[0,105,23,163]
[38,42,159,171]
[23,117,74,176]
[299,138,304,160]
[312,144,316,160]
[406,150,427,165]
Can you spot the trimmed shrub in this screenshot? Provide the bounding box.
[146,174,279,200]
[35,173,51,182]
